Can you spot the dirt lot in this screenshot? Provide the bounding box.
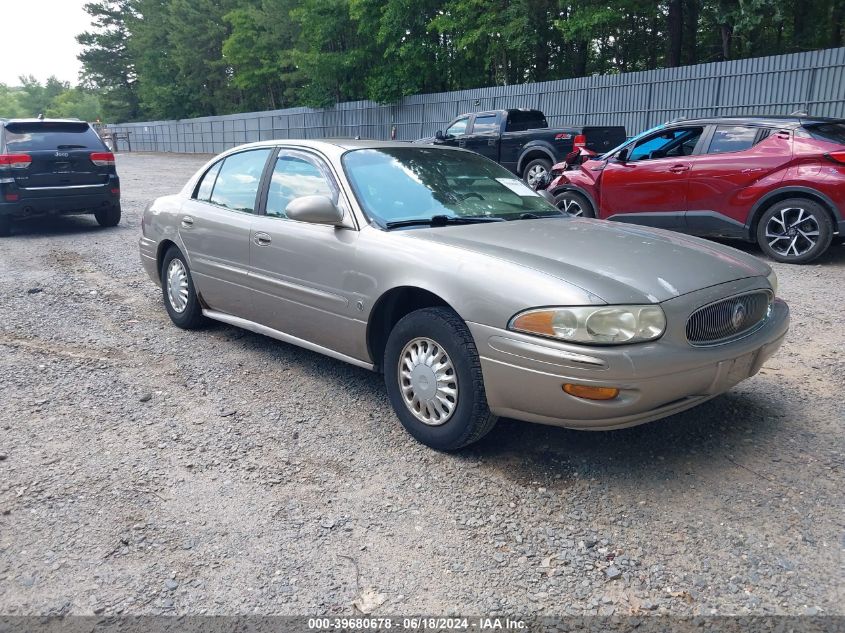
[0,152,843,618]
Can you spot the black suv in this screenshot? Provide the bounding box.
[0,118,121,236]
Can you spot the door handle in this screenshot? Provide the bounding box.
[669,164,690,173]
[181,216,194,228]
[253,232,272,247]
[487,139,496,146]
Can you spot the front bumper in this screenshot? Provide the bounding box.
[470,282,789,431]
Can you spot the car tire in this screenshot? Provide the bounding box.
[0,216,11,237]
[553,191,595,218]
[160,246,206,329]
[522,158,552,188]
[756,198,833,264]
[384,307,498,451]
[95,204,121,228]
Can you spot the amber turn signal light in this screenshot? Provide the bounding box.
[563,383,620,401]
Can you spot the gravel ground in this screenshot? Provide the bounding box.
[0,152,843,618]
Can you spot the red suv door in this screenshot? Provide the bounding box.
[685,125,792,237]
[598,126,705,229]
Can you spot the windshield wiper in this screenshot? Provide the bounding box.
[511,212,565,220]
[385,215,505,229]
[57,144,88,150]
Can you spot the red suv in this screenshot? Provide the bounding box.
[542,116,845,263]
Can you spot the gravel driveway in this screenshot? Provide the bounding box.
[0,153,843,618]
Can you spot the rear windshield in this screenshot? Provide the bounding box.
[3,122,104,151]
[506,111,548,132]
[802,122,845,146]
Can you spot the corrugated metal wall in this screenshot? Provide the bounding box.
[107,47,845,154]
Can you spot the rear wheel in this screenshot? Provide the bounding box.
[756,198,833,264]
[553,190,595,218]
[0,216,11,237]
[95,204,121,228]
[160,246,206,329]
[522,158,552,189]
[384,307,498,451]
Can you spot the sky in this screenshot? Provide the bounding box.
[0,0,91,86]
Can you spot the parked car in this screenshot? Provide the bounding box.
[0,118,121,236]
[140,140,788,451]
[418,109,626,187]
[537,115,845,264]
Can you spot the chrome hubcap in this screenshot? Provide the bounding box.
[558,197,583,217]
[526,164,547,187]
[166,258,190,313]
[765,207,820,257]
[398,337,458,426]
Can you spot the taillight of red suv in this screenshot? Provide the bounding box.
[823,150,845,165]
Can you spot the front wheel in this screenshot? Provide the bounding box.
[756,198,833,264]
[384,307,498,451]
[553,191,595,218]
[95,204,121,227]
[522,158,552,189]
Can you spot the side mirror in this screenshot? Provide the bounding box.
[434,130,445,142]
[616,147,629,163]
[286,195,344,226]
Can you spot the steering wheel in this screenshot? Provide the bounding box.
[456,192,484,201]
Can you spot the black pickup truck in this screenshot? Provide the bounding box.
[421,109,626,187]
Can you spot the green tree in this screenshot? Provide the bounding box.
[45,89,104,121]
[0,84,26,118]
[77,0,140,121]
[223,0,302,111]
[288,0,369,108]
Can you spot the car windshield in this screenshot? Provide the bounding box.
[342,147,562,227]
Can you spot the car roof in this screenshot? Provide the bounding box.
[226,138,466,153]
[4,117,87,123]
[665,115,845,128]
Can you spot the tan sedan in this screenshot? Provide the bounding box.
[140,140,788,450]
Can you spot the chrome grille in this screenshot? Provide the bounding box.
[686,291,772,346]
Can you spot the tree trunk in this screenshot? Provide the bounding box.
[683,0,699,65]
[720,23,733,60]
[832,0,844,47]
[667,0,683,67]
[572,40,588,77]
[793,0,807,52]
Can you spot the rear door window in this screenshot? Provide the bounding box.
[195,161,223,201]
[471,115,499,135]
[209,149,272,213]
[706,126,759,154]
[3,122,104,151]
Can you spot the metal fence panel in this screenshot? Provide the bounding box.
[108,48,845,153]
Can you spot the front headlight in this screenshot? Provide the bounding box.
[509,305,666,345]
[766,269,778,297]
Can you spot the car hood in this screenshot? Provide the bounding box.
[404,218,770,304]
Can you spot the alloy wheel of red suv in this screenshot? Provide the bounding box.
[757,198,834,264]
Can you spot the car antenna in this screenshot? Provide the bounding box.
[37,113,45,120]
[789,109,808,116]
